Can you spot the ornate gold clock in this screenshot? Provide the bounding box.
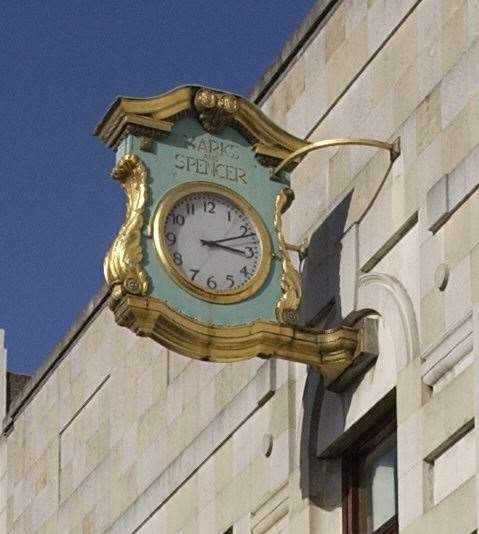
[153,181,272,304]
[95,85,378,381]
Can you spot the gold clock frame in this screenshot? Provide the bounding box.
[152,181,272,304]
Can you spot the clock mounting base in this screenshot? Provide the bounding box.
[111,294,360,381]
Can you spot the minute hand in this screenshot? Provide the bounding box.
[201,240,246,256]
[209,233,256,244]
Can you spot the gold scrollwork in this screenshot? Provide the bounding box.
[104,153,150,306]
[274,188,302,325]
[194,88,239,133]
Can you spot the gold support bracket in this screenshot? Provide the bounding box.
[271,136,400,180]
[271,136,401,261]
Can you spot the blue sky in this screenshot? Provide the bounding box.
[1,1,315,374]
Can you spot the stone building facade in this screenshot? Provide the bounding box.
[2,0,479,532]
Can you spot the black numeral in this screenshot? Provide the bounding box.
[203,201,215,214]
[207,275,217,289]
[226,274,235,288]
[240,266,250,278]
[189,269,199,281]
[166,232,176,245]
[227,211,232,222]
[239,225,249,237]
[173,214,185,225]
[173,252,183,265]
[244,247,254,258]
[186,203,195,215]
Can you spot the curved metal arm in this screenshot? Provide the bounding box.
[271,137,400,179]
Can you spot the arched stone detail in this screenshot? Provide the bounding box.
[307,272,419,459]
[356,272,419,372]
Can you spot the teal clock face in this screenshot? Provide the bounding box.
[153,182,272,304]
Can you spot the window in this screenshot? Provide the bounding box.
[342,412,398,534]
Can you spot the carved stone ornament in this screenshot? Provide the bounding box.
[104,154,150,305]
[274,188,302,325]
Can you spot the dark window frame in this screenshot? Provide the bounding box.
[342,410,398,534]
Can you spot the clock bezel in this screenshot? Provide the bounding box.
[152,181,273,304]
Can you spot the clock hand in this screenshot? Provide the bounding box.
[206,233,256,244]
[200,240,246,256]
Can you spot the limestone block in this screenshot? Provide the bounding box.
[329,146,352,201]
[250,479,288,534]
[59,378,110,504]
[444,255,471,328]
[402,476,476,533]
[398,462,424,529]
[441,52,468,127]
[214,438,233,494]
[397,357,424,423]
[214,480,234,534]
[232,418,254,478]
[268,430,289,494]
[422,366,474,459]
[420,232,445,295]
[366,0,416,57]
[325,2,346,62]
[442,102,470,178]
[433,426,476,504]
[426,174,449,232]
[197,458,215,509]
[168,351,190,385]
[421,287,446,349]
[417,86,442,157]
[138,401,165,456]
[397,411,422,477]
[465,144,479,208]
[394,65,419,129]
[471,243,479,302]
[418,33,443,103]
[469,0,479,44]
[166,373,184,426]
[197,501,215,534]
[418,135,444,205]
[136,504,168,534]
[418,0,442,54]
[445,197,470,266]
[441,0,469,74]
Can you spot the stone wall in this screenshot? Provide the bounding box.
[3,0,479,532]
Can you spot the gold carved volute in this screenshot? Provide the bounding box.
[104,153,150,305]
[274,188,302,325]
[194,88,239,133]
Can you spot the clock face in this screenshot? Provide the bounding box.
[153,182,272,303]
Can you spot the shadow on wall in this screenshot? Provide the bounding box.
[297,192,353,508]
[298,192,352,330]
